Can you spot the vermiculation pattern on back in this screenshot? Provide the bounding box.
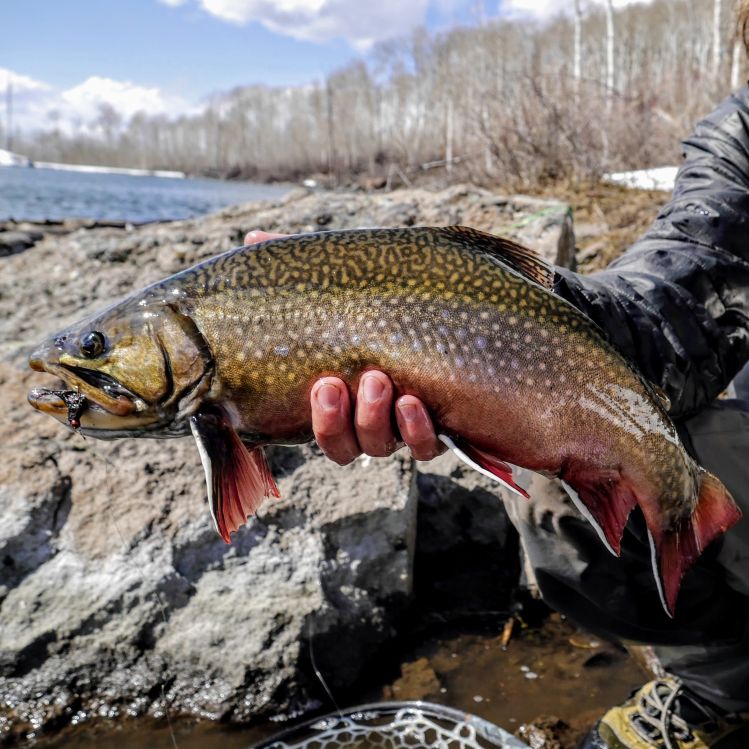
[160,227,588,403]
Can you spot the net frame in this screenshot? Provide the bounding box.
[251,701,531,749]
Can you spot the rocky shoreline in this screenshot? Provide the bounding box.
[0,186,576,743]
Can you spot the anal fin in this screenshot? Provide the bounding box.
[191,410,281,543]
[438,434,529,498]
[559,470,636,557]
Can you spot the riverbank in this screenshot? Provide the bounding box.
[0,149,184,178]
[1,183,661,747]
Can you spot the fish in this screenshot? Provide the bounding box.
[27,226,741,616]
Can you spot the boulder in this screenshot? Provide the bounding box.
[0,230,43,257]
[0,185,574,741]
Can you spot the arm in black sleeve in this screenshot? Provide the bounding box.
[554,87,749,419]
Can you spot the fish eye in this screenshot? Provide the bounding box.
[80,331,105,358]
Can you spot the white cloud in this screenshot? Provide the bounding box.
[159,0,189,5]
[1,68,192,136]
[0,67,51,93]
[501,0,654,19]
[61,76,182,123]
[171,0,437,49]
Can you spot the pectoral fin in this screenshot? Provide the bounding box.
[190,409,280,543]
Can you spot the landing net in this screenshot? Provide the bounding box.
[252,702,530,749]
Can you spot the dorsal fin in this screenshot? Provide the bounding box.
[442,225,554,289]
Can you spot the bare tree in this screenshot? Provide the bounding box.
[604,0,616,113]
[15,0,741,189]
[574,0,583,102]
[714,0,724,81]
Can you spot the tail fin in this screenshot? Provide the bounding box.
[651,470,741,617]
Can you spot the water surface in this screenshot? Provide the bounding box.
[0,167,288,223]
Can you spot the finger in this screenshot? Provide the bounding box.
[354,371,398,457]
[395,395,445,461]
[311,377,361,466]
[244,230,287,245]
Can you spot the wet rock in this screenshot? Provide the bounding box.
[382,657,441,700]
[516,716,569,749]
[0,184,574,741]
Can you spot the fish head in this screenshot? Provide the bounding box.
[28,293,211,437]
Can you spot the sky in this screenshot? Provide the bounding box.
[2,0,649,136]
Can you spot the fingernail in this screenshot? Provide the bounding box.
[317,383,340,411]
[362,375,384,404]
[399,403,417,422]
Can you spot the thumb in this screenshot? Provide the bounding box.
[244,230,287,245]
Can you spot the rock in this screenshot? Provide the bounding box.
[0,230,43,257]
[382,657,441,701]
[507,196,575,269]
[0,404,417,740]
[0,184,574,741]
[516,716,569,749]
[414,452,519,617]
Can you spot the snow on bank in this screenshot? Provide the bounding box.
[32,161,186,179]
[604,166,678,192]
[0,148,185,178]
[0,149,32,167]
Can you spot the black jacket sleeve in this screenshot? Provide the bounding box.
[554,87,749,419]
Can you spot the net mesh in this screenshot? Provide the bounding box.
[254,702,530,749]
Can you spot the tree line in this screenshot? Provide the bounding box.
[7,0,745,189]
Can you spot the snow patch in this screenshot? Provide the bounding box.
[0,149,32,167]
[604,166,678,192]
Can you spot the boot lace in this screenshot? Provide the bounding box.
[628,678,721,749]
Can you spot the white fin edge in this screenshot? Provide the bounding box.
[647,528,672,618]
[190,417,220,536]
[560,480,618,557]
[437,433,526,498]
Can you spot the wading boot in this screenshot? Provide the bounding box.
[580,677,749,749]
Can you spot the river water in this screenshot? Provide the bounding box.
[0,167,289,223]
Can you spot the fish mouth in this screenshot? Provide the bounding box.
[28,356,149,431]
[60,363,138,409]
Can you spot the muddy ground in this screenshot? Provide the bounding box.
[544,182,665,272]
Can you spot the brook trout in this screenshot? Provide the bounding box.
[28,227,740,616]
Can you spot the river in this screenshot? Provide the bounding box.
[0,167,289,223]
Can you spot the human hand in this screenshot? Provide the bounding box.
[244,230,445,465]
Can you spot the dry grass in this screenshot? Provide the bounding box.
[540,182,668,273]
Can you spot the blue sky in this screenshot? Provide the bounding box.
[2,0,619,134]
[5,0,360,94]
